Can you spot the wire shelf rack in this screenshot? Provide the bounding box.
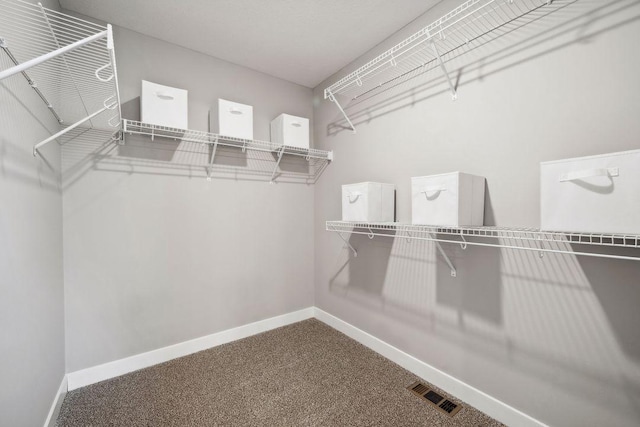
[121,120,333,183]
[323,0,561,131]
[0,0,121,156]
[326,221,640,271]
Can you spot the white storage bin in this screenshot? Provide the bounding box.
[342,182,395,222]
[218,99,253,140]
[411,172,485,226]
[141,80,188,129]
[541,149,640,234]
[271,114,310,149]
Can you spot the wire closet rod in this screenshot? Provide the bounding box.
[0,29,107,81]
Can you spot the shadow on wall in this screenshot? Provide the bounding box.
[576,247,640,363]
[121,96,141,121]
[483,181,497,227]
[436,241,502,326]
[330,232,395,296]
[326,232,640,424]
[330,232,503,326]
[0,66,60,192]
[325,0,640,135]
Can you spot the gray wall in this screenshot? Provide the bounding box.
[61,22,315,372]
[313,1,640,426]
[0,0,66,425]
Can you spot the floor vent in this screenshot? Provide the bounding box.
[412,383,429,395]
[407,381,463,417]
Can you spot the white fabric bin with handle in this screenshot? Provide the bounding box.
[271,114,309,149]
[411,172,485,226]
[218,99,253,140]
[141,80,188,129]
[342,182,395,222]
[540,149,640,234]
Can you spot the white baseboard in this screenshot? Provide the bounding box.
[44,375,67,427]
[67,307,314,391]
[313,308,547,427]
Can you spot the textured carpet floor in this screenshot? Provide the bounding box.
[57,319,504,426]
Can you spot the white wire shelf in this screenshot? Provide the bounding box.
[324,0,561,131]
[327,221,640,274]
[0,0,122,156]
[121,119,333,183]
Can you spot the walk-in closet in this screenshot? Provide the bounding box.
[2,0,639,426]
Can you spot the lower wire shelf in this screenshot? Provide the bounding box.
[120,120,333,183]
[326,221,640,274]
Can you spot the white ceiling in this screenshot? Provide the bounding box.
[59,0,442,88]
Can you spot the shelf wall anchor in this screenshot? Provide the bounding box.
[327,88,356,133]
[431,40,457,101]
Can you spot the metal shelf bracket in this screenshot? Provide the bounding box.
[270,145,285,184]
[337,232,358,257]
[435,240,457,277]
[431,40,457,101]
[405,226,456,276]
[207,136,219,181]
[326,88,356,133]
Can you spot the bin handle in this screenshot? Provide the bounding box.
[421,187,447,198]
[560,167,618,182]
[346,191,362,203]
[156,91,175,100]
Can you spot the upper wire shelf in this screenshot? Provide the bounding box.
[327,221,640,272]
[121,119,333,183]
[0,0,122,156]
[324,0,559,131]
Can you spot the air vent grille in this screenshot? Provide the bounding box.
[407,381,462,417]
[439,399,458,414]
[412,383,429,395]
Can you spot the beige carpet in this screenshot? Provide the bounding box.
[57,319,504,426]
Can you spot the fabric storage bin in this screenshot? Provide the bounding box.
[218,99,253,140]
[411,172,485,226]
[541,149,640,234]
[342,182,395,222]
[271,114,310,149]
[141,80,188,129]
